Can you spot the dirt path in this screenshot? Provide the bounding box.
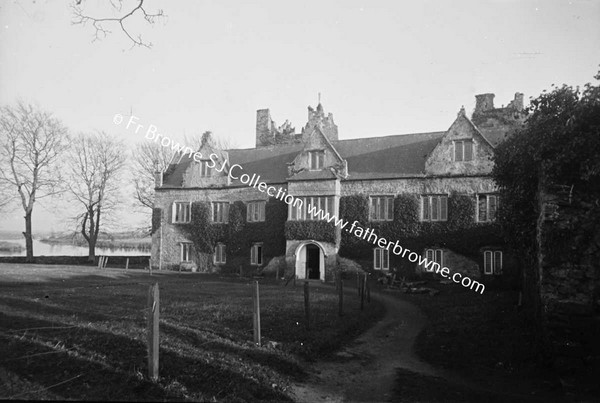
[290,291,441,402]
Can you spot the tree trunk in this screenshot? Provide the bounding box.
[87,208,101,263]
[88,235,96,263]
[23,210,34,262]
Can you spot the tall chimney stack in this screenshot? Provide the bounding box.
[475,93,495,113]
[154,171,163,188]
[508,92,524,112]
[256,109,273,147]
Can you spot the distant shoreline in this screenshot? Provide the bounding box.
[0,241,23,252]
[40,237,151,251]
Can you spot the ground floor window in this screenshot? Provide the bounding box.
[251,243,263,266]
[214,243,226,265]
[180,242,193,262]
[373,248,389,270]
[484,250,502,275]
[423,248,444,272]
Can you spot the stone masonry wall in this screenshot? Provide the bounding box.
[151,184,287,269]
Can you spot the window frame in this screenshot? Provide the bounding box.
[454,140,474,162]
[212,201,230,223]
[373,248,389,270]
[250,243,263,266]
[200,160,212,177]
[308,150,325,170]
[247,201,266,223]
[289,196,335,221]
[423,248,444,272]
[214,243,226,265]
[477,194,499,222]
[369,196,394,222]
[180,242,193,262]
[172,201,192,224]
[421,195,448,222]
[483,250,503,275]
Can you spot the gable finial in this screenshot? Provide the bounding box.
[458,105,466,117]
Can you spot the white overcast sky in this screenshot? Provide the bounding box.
[0,0,599,233]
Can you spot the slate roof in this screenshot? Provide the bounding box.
[161,131,446,187]
[333,132,444,179]
[477,126,514,148]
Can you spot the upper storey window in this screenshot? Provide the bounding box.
[247,201,266,222]
[422,195,448,221]
[172,202,191,223]
[212,202,229,223]
[309,150,325,170]
[200,161,212,177]
[454,140,473,162]
[370,196,394,221]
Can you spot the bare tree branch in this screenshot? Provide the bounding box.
[0,101,69,260]
[130,140,174,211]
[71,0,165,49]
[64,132,127,261]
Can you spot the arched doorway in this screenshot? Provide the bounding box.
[294,241,326,281]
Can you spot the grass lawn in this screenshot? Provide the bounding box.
[388,282,566,402]
[0,264,384,401]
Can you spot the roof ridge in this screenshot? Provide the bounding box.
[332,131,446,143]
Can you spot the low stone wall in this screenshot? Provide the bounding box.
[0,255,150,268]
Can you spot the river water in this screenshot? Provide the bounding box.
[0,238,150,257]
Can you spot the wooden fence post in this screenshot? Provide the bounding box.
[304,281,310,330]
[360,276,365,311]
[103,256,109,269]
[149,259,152,276]
[147,282,159,381]
[338,273,343,317]
[125,258,129,271]
[253,281,261,346]
[97,256,102,269]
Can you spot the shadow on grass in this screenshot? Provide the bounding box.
[160,321,306,380]
[0,312,290,401]
[0,313,175,401]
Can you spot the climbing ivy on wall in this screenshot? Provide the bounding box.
[284,221,337,243]
[180,202,225,255]
[338,193,501,269]
[176,199,287,271]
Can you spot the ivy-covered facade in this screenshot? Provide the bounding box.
[151,93,525,283]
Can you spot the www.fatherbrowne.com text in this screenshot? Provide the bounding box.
[114,113,485,294]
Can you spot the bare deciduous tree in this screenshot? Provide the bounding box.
[0,102,69,261]
[71,0,165,48]
[66,132,127,262]
[131,140,174,211]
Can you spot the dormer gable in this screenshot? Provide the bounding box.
[425,108,495,176]
[288,125,347,180]
[182,132,231,187]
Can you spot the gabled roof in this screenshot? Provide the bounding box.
[477,126,514,147]
[161,131,446,187]
[162,144,303,187]
[333,132,445,178]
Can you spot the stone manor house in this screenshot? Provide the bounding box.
[150,93,525,282]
